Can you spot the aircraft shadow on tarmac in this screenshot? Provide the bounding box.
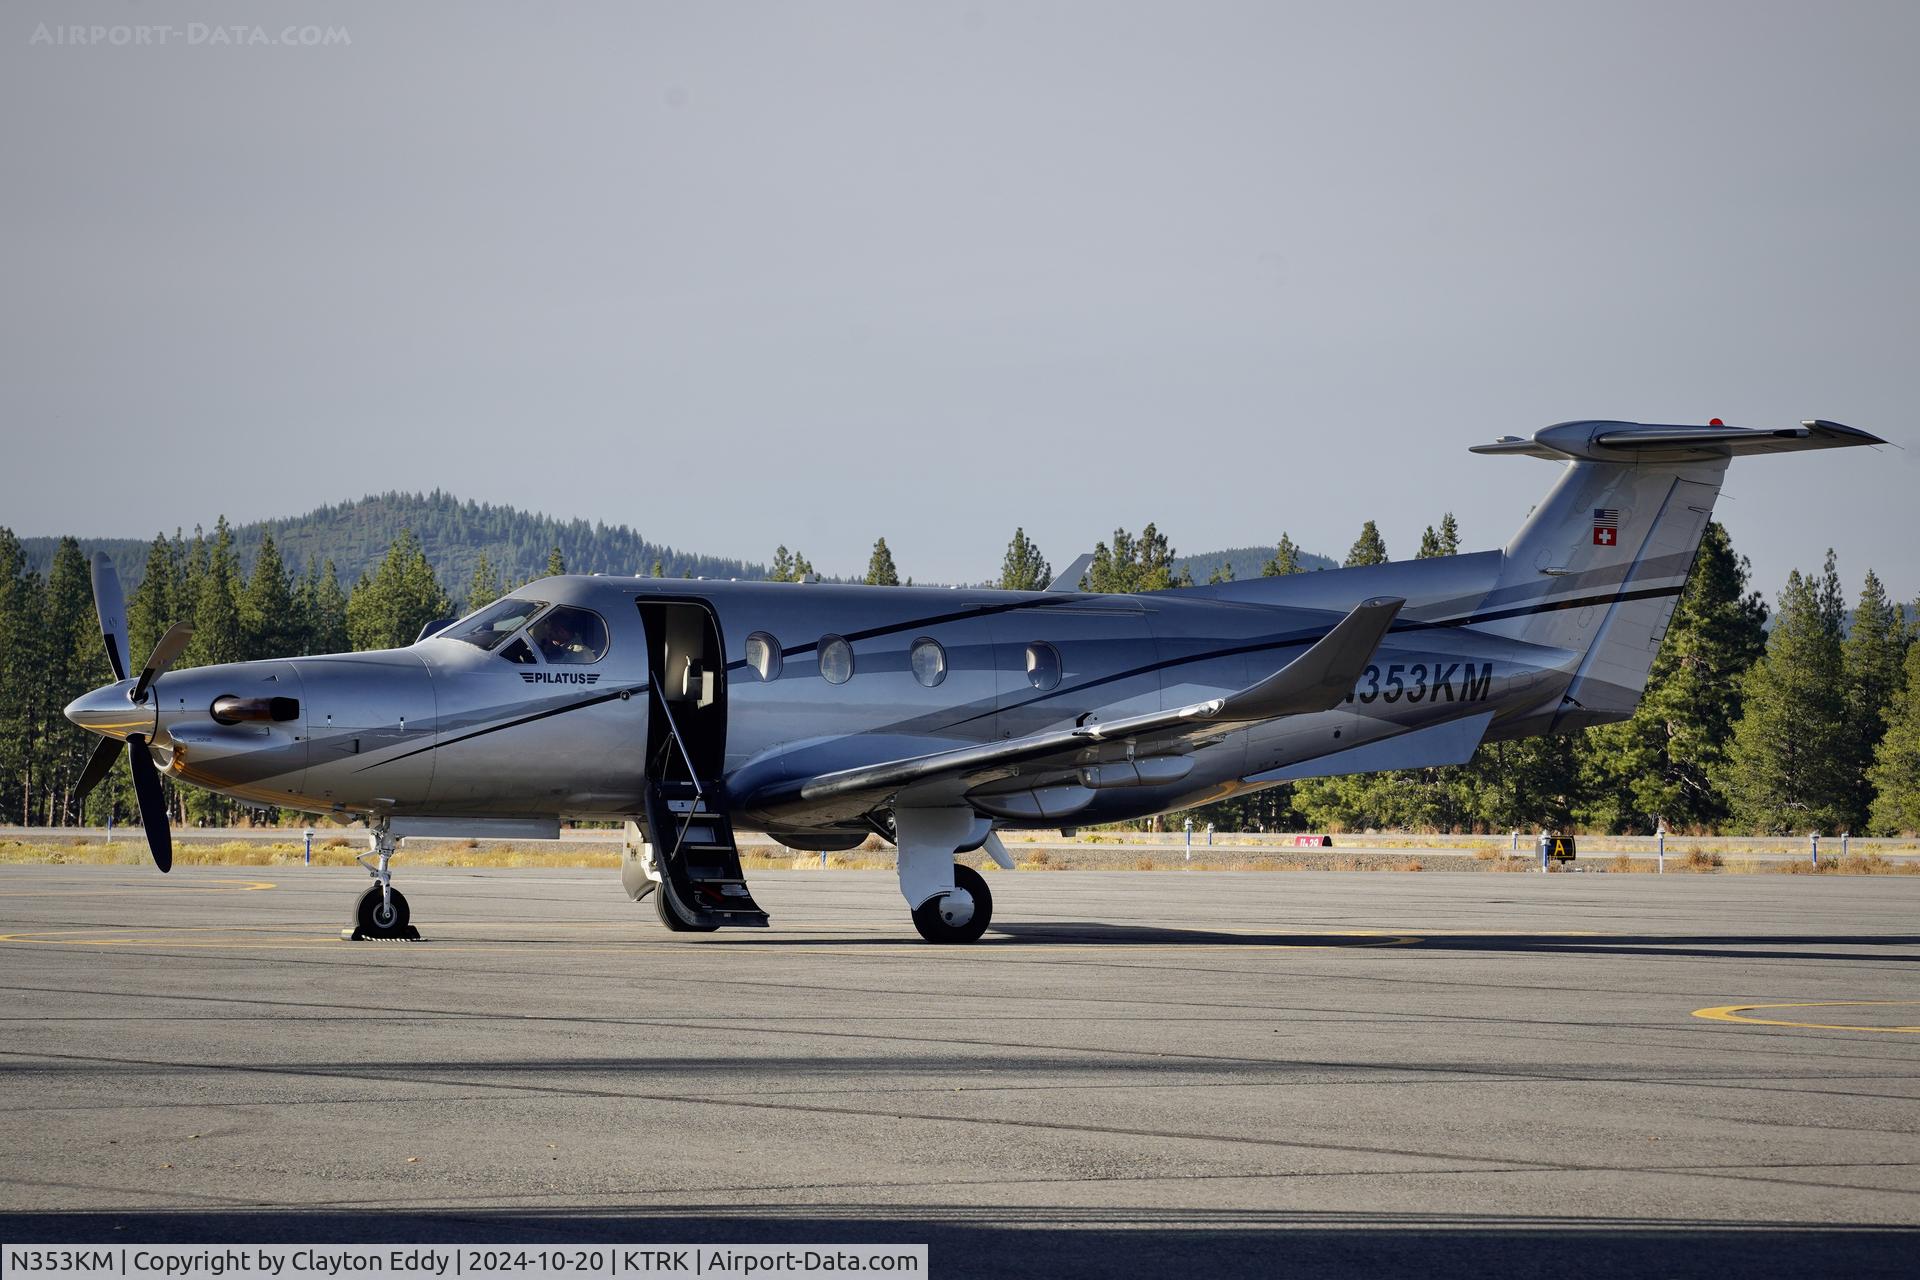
[4,1207,1915,1280]
[987,921,1920,960]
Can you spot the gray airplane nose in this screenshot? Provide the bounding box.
[64,682,156,740]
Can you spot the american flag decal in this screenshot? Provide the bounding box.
[1593,508,1620,547]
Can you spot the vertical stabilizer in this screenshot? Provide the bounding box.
[1469,418,1881,733]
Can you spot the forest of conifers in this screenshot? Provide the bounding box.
[4,497,1918,836]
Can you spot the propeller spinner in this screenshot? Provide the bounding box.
[69,553,192,873]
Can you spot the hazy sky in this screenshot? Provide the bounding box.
[4,1,1915,601]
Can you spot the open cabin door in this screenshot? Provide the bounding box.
[636,599,769,928]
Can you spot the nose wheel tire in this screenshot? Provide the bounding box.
[354,885,411,938]
[911,863,993,944]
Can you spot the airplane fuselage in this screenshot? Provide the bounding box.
[72,554,1571,836]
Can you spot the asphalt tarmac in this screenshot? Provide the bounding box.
[2,865,1917,1277]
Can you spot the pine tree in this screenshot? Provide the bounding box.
[1344,521,1388,567]
[1458,736,1582,832]
[1841,568,1910,830]
[998,528,1051,591]
[347,529,453,651]
[238,532,295,661]
[184,517,244,669]
[1577,522,1768,831]
[864,538,901,586]
[307,559,350,655]
[1416,527,1442,559]
[1207,560,1235,585]
[1437,513,1461,556]
[126,533,181,665]
[650,558,664,578]
[546,546,566,576]
[1261,533,1304,577]
[770,546,795,583]
[179,526,208,633]
[466,551,502,613]
[0,529,44,824]
[41,539,107,824]
[792,552,814,581]
[1720,553,1852,833]
[1868,632,1920,833]
[1083,525,1179,592]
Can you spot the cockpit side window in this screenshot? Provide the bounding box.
[527,605,609,664]
[499,636,536,665]
[445,597,549,652]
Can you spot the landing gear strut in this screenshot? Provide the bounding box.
[344,820,420,941]
[894,806,998,944]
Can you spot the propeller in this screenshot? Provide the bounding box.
[72,555,191,874]
[132,623,193,704]
[90,552,129,682]
[74,736,123,803]
[125,734,173,873]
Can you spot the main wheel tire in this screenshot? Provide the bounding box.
[911,863,993,944]
[654,882,718,933]
[355,885,410,938]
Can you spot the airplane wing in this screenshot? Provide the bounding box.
[741,596,1403,827]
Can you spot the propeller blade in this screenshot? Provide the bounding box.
[130,623,195,704]
[90,552,130,683]
[73,735,124,805]
[125,734,172,873]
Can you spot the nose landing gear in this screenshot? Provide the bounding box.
[343,820,420,941]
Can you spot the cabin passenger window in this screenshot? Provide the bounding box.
[445,597,549,651]
[745,632,782,682]
[1026,642,1061,691]
[910,637,946,687]
[819,635,853,684]
[527,606,609,664]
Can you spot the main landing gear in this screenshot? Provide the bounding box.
[343,820,419,941]
[911,863,992,944]
[895,806,1007,945]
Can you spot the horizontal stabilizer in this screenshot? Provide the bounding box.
[1471,419,1883,462]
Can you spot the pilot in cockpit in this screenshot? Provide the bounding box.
[536,613,585,663]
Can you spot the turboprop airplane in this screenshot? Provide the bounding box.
[65,419,1881,942]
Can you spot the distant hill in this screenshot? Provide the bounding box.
[1176,544,1338,583]
[19,492,1339,595]
[19,491,766,594]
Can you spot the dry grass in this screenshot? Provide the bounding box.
[1742,853,1920,876]
[0,838,628,871]
[7,836,1916,876]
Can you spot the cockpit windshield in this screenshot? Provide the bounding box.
[444,597,549,651]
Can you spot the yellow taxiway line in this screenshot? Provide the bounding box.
[1693,1000,1920,1034]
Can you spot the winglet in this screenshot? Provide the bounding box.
[1219,596,1403,721]
[1046,553,1094,593]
